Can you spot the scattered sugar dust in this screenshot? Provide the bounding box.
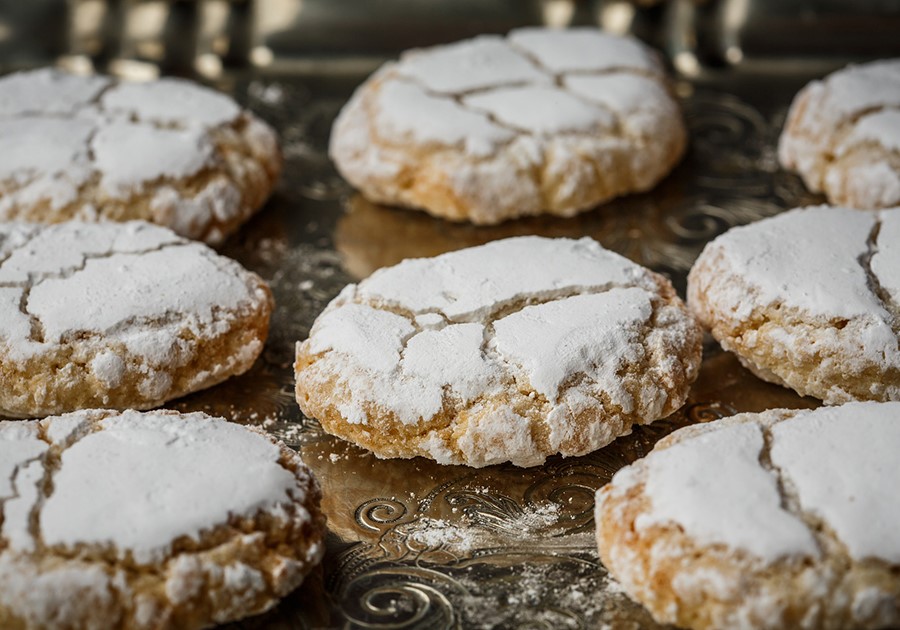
[403,502,563,552]
[407,518,479,552]
[449,554,656,629]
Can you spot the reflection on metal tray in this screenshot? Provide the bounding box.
[143,69,825,629]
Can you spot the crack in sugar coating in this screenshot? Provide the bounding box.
[859,219,900,334]
[0,222,273,418]
[688,206,900,403]
[779,59,900,209]
[0,69,281,245]
[0,409,324,630]
[595,405,900,630]
[295,237,702,467]
[329,28,686,224]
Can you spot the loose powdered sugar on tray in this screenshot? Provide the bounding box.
[404,502,563,552]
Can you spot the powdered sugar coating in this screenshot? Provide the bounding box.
[508,27,662,75]
[0,117,95,214]
[0,409,325,628]
[0,221,272,417]
[92,121,215,198]
[704,206,882,320]
[492,289,654,406]
[296,236,702,467]
[396,35,547,94]
[779,59,900,209]
[42,411,298,563]
[0,67,110,116]
[631,422,817,561]
[100,77,241,127]
[0,68,279,244]
[872,209,900,304]
[770,403,900,563]
[596,403,900,630]
[373,80,514,157]
[837,109,900,155]
[688,205,900,403]
[28,246,252,344]
[565,74,666,111]
[330,27,684,224]
[359,236,646,321]
[464,85,615,135]
[0,422,46,502]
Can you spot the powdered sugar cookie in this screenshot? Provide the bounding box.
[330,28,686,224]
[0,221,272,418]
[0,408,324,629]
[779,59,900,209]
[295,236,702,467]
[0,68,281,244]
[688,205,900,403]
[596,402,900,630]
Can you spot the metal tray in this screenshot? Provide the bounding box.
[138,68,832,629]
[3,1,900,627]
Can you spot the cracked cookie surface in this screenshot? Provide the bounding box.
[295,236,702,467]
[595,402,900,630]
[688,205,900,403]
[0,68,281,244]
[0,408,325,630]
[329,28,686,224]
[779,59,900,209]
[0,221,273,418]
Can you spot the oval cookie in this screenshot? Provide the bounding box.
[0,68,281,244]
[779,59,900,209]
[0,221,273,417]
[688,205,900,403]
[330,28,686,224]
[596,402,900,630]
[295,236,702,467]
[0,409,324,629]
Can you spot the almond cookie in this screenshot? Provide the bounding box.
[330,28,686,224]
[295,236,702,467]
[0,68,281,244]
[0,408,324,629]
[688,205,899,403]
[596,402,900,630]
[779,59,900,209]
[0,221,273,418]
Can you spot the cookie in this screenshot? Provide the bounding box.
[0,408,324,629]
[687,205,899,403]
[0,68,281,244]
[595,402,900,630]
[0,221,273,418]
[295,236,702,467]
[329,28,686,224]
[779,59,900,209]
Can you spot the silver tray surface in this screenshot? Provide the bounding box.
[152,69,829,629]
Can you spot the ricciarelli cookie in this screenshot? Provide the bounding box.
[330,28,686,224]
[688,205,900,403]
[779,59,900,209]
[595,402,900,630]
[0,408,324,629]
[0,68,281,244]
[0,221,272,418]
[295,236,702,467]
